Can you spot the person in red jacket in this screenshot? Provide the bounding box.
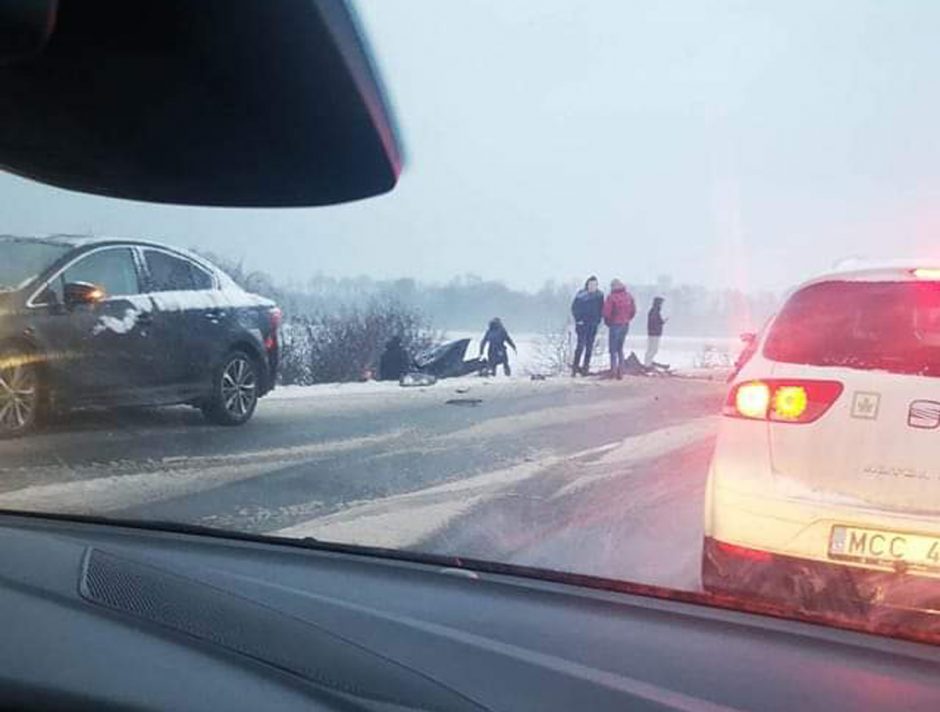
[602,278,636,379]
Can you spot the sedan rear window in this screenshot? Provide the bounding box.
[145,250,214,292]
[765,280,940,376]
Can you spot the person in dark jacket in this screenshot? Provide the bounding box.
[602,279,637,379]
[480,317,517,376]
[378,335,410,381]
[570,275,604,376]
[645,297,667,367]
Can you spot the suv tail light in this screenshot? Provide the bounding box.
[912,268,940,280]
[723,379,843,424]
[265,307,283,351]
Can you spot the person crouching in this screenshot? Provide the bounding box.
[480,317,517,377]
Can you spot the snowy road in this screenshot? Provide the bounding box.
[0,374,727,592]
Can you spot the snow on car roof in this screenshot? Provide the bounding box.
[0,233,176,252]
[2,233,198,253]
[0,233,95,247]
[0,234,251,295]
[2,233,224,272]
[801,258,940,287]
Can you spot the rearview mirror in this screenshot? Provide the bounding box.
[0,0,58,63]
[64,282,105,307]
[0,0,401,208]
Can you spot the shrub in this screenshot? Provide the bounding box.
[278,300,436,385]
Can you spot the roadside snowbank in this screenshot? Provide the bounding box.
[266,332,736,402]
[266,371,605,402]
[267,373,726,403]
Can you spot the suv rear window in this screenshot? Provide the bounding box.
[765,280,940,376]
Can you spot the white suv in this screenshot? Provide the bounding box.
[703,262,940,618]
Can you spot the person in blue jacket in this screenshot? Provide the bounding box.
[570,276,604,376]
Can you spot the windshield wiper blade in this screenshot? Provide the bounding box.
[0,508,467,569]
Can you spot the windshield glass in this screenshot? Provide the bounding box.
[0,238,70,291]
[3,0,940,648]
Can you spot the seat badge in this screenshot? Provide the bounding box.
[908,400,940,430]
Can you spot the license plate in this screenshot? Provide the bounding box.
[829,525,940,571]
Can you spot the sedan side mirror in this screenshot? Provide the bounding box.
[739,332,757,345]
[64,282,105,308]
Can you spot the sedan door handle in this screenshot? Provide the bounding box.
[205,309,225,321]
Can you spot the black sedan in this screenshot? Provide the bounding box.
[0,235,281,437]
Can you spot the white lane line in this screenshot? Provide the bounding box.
[550,417,718,498]
[270,419,716,548]
[272,457,556,543]
[0,431,407,514]
[153,429,412,468]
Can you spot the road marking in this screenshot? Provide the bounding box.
[270,456,558,546]
[272,418,718,548]
[0,431,408,513]
[551,417,718,498]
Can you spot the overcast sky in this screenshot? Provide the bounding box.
[4,0,940,293]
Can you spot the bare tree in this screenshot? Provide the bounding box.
[529,322,574,376]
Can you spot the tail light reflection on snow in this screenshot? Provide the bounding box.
[714,540,774,563]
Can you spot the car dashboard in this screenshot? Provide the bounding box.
[0,513,935,711]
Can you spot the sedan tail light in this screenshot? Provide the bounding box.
[265,307,283,351]
[723,379,843,424]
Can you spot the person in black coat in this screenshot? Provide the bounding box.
[480,317,517,376]
[379,335,410,381]
[645,297,667,367]
[570,276,604,376]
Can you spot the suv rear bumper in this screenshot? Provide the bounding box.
[706,477,940,568]
[701,536,940,626]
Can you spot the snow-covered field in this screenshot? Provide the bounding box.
[266,333,738,402]
[445,330,740,375]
